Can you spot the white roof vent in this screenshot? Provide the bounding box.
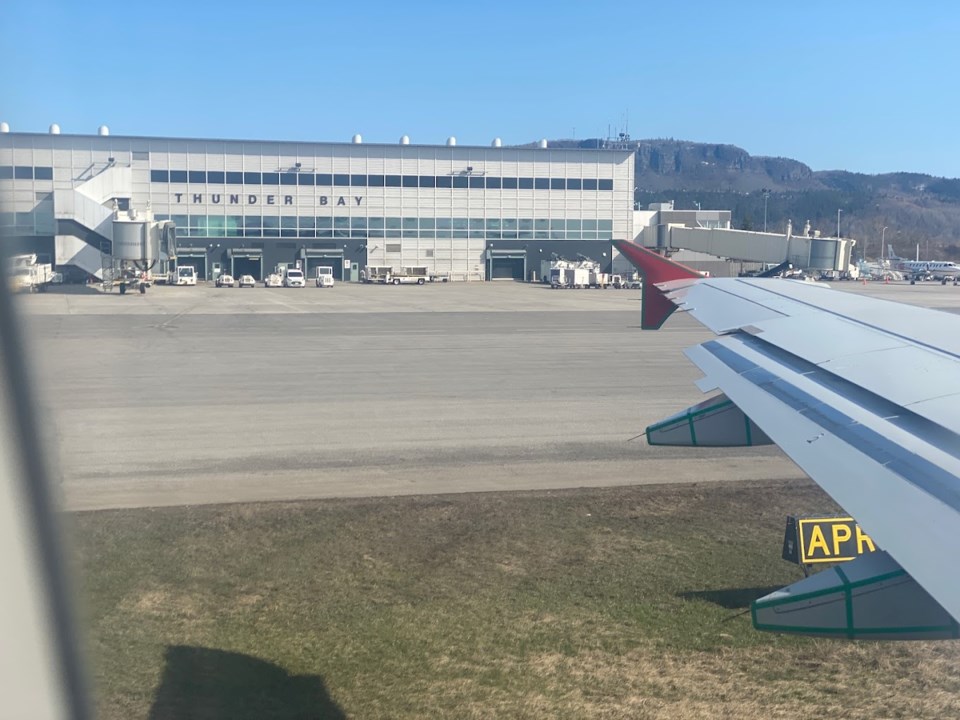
[399,135,410,145]
[491,137,502,147]
[0,122,9,133]
[446,136,457,146]
[538,138,548,149]
[351,134,363,144]
[98,125,110,136]
[49,123,61,135]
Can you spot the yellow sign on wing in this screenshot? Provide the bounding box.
[798,517,877,564]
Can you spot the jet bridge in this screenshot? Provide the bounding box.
[646,226,855,272]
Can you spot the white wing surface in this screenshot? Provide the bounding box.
[615,240,960,639]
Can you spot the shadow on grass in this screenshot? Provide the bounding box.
[148,645,345,720]
[680,586,784,610]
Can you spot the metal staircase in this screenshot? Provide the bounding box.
[53,165,133,280]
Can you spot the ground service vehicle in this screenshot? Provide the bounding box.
[216,273,235,287]
[7,254,57,293]
[239,275,256,288]
[264,272,282,287]
[551,267,593,288]
[168,266,197,286]
[569,267,591,288]
[386,266,428,285]
[283,267,306,288]
[314,266,334,287]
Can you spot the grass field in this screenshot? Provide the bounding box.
[71,480,960,719]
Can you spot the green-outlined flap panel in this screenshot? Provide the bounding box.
[645,393,772,447]
[752,551,959,640]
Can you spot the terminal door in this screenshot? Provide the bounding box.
[176,254,207,280]
[302,251,345,281]
[229,250,263,280]
[488,250,527,280]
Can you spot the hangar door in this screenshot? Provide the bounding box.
[175,249,207,280]
[229,248,263,280]
[302,249,345,281]
[488,249,526,280]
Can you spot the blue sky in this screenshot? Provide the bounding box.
[2,1,958,177]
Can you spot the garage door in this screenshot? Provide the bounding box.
[231,255,263,280]
[489,255,526,280]
[177,255,207,280]
[304,254,344,280]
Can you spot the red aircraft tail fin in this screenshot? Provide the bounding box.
[613,240,702,329]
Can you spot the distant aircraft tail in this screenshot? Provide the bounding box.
[888,245,902,261]
[612,240,702,329]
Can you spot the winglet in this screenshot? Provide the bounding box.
[613,240,702,329]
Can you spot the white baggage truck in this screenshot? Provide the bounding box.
[314,266,335,287]
[7,254,57,293]
[385,266,429,285]
[168,265,197,286]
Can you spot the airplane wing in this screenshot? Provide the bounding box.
[614,239,960,640]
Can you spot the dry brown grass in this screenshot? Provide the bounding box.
[73,480,960,719]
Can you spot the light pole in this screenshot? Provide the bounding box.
[762,188,771,232]
[837,209,842,238]
[881,226,888,263]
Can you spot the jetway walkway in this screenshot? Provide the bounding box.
[645,226,856,273]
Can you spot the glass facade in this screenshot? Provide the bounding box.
[148,169,615,191]
[156,213,615,240]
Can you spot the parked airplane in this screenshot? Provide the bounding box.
[887,245,960,280]
[615,239,960,640]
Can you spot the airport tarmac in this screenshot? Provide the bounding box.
[17,279,960,511]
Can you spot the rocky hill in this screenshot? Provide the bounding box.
[542,138,960,259]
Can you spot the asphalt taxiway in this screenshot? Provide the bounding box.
[18,279,960,510]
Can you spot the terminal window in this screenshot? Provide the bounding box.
[145,168,615,191]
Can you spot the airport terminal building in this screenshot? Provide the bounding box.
[0,126,635,281]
